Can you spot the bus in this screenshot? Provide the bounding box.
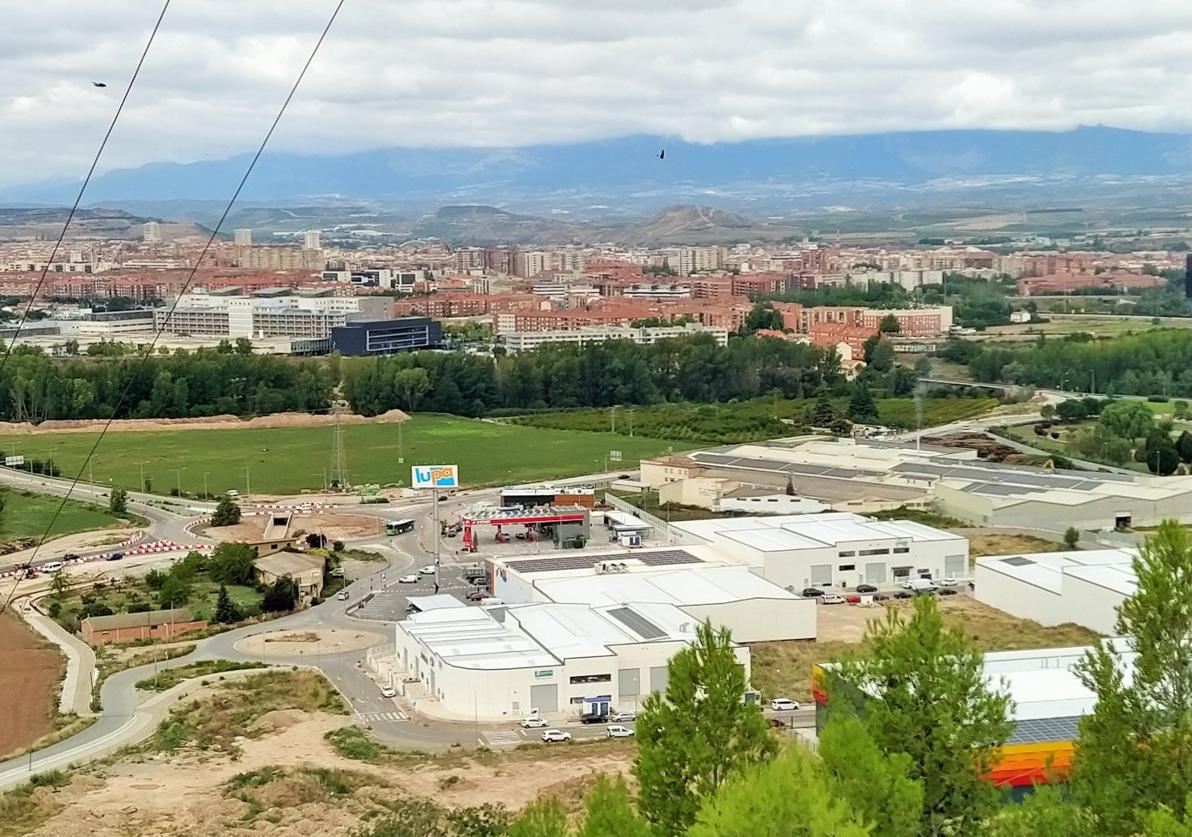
[386,519,415,536]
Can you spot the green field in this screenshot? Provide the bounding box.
[0,490,127,543]
[509,396,998,444]
[0,415,688,496]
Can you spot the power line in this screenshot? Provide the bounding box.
[0,0,347,615]
[0,0,171,381]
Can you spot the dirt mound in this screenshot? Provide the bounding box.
[247,709,308,735]
[0,410,408,436]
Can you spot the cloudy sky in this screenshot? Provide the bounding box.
[2,0,1190,186]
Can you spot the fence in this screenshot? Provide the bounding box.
[602,493,675,544]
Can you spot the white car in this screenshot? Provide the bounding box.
[770,698,800,711]
[936,577,959,588]
[541,729,572,743]
[418,565,436,575]
[606,725,634,738]
[398,574,419,584]
[380,685,397,698]
[520,716,549,728]
[336,590,350,601]
[820,594,845,605]
[610,711,636,722]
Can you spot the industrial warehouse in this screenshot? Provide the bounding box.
[643,438,1192,533]
[389,509,969,721]
[974,548,1138,635]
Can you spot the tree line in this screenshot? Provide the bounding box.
[342,334,845,417]
[966,329,1192,397]
[0,346,334,423]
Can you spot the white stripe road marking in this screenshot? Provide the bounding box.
[360,711,407,722]
[482,730,524,747]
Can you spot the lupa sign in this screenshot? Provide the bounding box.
[411,464,459,489]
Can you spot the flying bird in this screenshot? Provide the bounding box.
[91,82,107,88]
[658,148,665,160]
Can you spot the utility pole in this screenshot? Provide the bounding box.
[331,410,349,490]
[203,471,209,500]
[245,465,251,502]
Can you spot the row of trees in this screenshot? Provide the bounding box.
[343,334,846,417]
[488,520,1192,837]
[968,329,1192,397]
[0,346,333,423]
[1046,397,1192,474]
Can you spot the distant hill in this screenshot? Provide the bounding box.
[2,126,1189,213]
[0,206,206,241]
[622,204,788,245]
[410,205,589,245]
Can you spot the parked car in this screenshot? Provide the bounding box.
[380,685,397,698]
[617,473,631,480]
[446,530,458,538]
[770,698,800,711]
[800,587,824,598]
[610,710,636,722]
[856,583,878,594]
[63,553,80,561]
[820,594,846,605]
[541,729,572,743]
[515,532,528,540]
[520,716,549,729]
[329,567,345,577]
[845,594,861,604]
[418,565,436,575]
[437,494,449,502]
[892,590,913,599]
[495,532,510,544]
[939,587,959,596]
[580,712,609,725]
[465,589,489,602]
[901,578,936,592]
[398,574,419,584]
[107,551,124,561]
[936,577,959,588]
[606,725,634,738]
[873,593,891,602]
[337,590,350,601]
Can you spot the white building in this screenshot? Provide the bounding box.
[233,229,253,247]
[321,268,417,292]
[155,291,391,338]
[974,548,1136,635]
[717,491,829,516]
[501,322,728,352]
[620,283,692,300]
[304,230,321,251]
[676,246,725,275]
[670,512,968,590]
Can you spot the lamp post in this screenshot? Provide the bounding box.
[203,471,209,500]
[174,467,186,497]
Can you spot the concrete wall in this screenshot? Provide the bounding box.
[1060,575,1125,635]
[991,493,1192,534]
[758,538,963,590]
[933,483,994,525]
[974,563,1066,627]
[683,598,816,642]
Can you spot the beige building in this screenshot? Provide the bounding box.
[676,246,725,275]
[254,551,326,603]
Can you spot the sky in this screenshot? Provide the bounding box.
[2,0,1191,186]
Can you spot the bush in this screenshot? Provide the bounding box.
[332,541,344,552]
[1147,395,1170,403]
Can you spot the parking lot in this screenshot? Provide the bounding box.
[352,563,491,622]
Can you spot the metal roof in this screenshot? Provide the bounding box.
[502,548,703,575]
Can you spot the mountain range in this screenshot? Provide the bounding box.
[4,126,1190,215]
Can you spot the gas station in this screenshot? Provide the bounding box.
[459,506,591,553]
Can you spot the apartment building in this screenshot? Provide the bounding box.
[514,251,549,278]
[676,246,725,275]
[233,245,324,271]
[500,322,729,352]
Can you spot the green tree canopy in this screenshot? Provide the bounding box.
[879,313,902,333]
[212,583,241,624]
[847,381,879,423]
[109,486,128,515]
[633,621,776,836]
[208,542,257,586]
[211,496,242,526]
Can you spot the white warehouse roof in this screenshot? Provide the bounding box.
[977,549,1138,596]
[673,511,961,553]
[401,607,558,670]
[533,564,800,609]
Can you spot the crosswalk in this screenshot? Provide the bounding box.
[360,710,408,723]
[482,730,524,747]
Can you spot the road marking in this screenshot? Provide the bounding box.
[482,730,523,747]
[360,710,407,723]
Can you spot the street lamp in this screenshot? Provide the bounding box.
[173,467,186,497]
[203,471,209,500]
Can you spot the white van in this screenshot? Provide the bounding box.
[479,597,504,608]
[38,561,64,573]
[901,577,936,592]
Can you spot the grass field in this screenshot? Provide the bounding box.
[508,396,998,444]
[52,577,262,634]
[0,490,127,543]
[0,414,688,496]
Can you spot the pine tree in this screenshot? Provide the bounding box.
[211,495,242,526]
[213,583,241,624]
[847,382,879,423]
[633,621,776,836]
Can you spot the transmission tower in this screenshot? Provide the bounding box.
[331,411,350,490]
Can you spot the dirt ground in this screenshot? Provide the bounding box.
[205,512,384,543]
[965,531,1061,557]
[235,628,385,659]
[0,612,62,758]
[750,595,1100,703]
[0,409,408,436]
[22,714,632,837]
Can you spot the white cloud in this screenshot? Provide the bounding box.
[1,0,1190,185]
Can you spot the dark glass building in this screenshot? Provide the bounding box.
[330,317,442,356]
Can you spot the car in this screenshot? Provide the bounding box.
[106,551,124,561]
[873,593,891,602]
[856,583,878,594]
[63,553,80,561]
[800,587,824,598]
[914,586,938,596]
[580,712,608,724]
[398,574,419,584]
[520,716,549,728]
[446,530,458,538]
[845,594,861,604]
[437,494,448,502]
[939,587,959,596]
[38,561,64,573]
[770,698,800,711]
[418,565,436,575]
[495,533,510,544]
[515,532,528,540]
[380,685,397,698]
[541,729,572,743]
[820,595,845,605]
[329,567,345,578]
[606,725,634,738]
[936,577,959,588]
[618,473,631,480]
[337,590,350,601]
[465,589,488,603]
[610,711,636,722]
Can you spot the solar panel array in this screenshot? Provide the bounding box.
[606,606,667,640]
[1009,716,1082,744]
[690,452,884,480]
[503,549,702,575]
